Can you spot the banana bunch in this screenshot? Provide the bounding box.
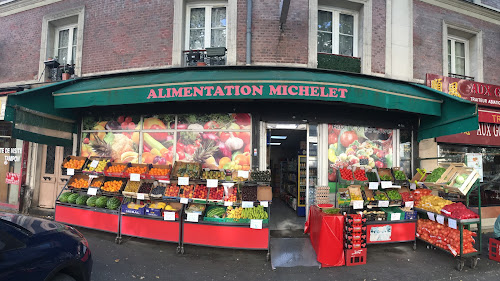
[242,205,268,220]
[148,202,167,209]
[226,206,243,219]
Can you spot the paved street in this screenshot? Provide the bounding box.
[78,226,500,281]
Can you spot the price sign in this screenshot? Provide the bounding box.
[89,175,98,179]
[207,179,218,188]
[405,201,414,208]
[378,201,389,207]
[137,193,145,200]
[448,218,458,229]
[186,213,199,222]
[381,181,392,189]
[260,201,269,207]
[242,201,254,208]
[237,170,249,178]
[158,180,170,184]
[164,211,175,221]
[67,169,74,176]
[427,212,435,221]
[353,200,364,210]
[87,187,98,196]
[390,213,401,220]
[180,198,189,204]
[250,219,263,229]
[130,173,140,182]
[436,215,445,225]
[369,182,379,190]
[224,201,233,206]
[410,183,417,190]
[90,160,99,168]
[178,177,189,185]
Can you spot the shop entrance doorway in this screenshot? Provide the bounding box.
[38,145,72,208]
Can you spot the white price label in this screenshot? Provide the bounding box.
[448,218,458,229]
[260,201,269,207]
[405,201,414,208]
[427,212,435,221]
[353,200,364,210]
[378,201,389,207]
[87,187,98,196]
[186,213,199,222]
[158,180,170,184]
[237,170,249,178]
[137,193,145,200]
[391,185,402,189]
[250,219,263,229]
[381,181,392,189]
[178,177,189,185]
[390,212,401,221]
[436,215,445,225]
[180,198,189,204]
[207,179,218,188]
[410,183,417,190]
[242,201,254,208]
[164,211,176,221]
[369,182,379,190]
[90,160,99,168]
[224,201,233,206]
[67,169,74,176]
[130,173,140,182]
[89,175,98,179]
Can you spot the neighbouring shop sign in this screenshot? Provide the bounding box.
[426,74,500,108]
[478,109,500,125]
[5,172,20,185]
[436,122,500,146]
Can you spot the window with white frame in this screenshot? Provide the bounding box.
[185,4,227,50]
[447,37,468,76]
[317,8,357,57]
[55,25,78,65]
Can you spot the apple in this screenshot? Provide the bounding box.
[125,116,133,123]
[83,138,90,144]
[117,116,125,123]
[128,122,136,130]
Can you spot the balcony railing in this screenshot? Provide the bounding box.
[448,73,474,81]
[317,53,361,73]
[183,47,227,66]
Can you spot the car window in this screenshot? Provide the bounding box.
[0,230,25,252]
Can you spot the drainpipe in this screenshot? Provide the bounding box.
[246,0,252,65]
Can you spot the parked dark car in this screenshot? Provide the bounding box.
[0,212,92,281]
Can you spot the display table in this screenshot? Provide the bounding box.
[305,206,345,267]
[55,203,120,233]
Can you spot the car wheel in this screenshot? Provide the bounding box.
[51,273,77,281]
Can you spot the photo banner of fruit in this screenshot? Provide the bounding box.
[328,124,393,182]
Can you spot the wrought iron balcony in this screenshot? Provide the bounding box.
[183,47,227,66]
[317,53,361,73]
[448,73,474,81]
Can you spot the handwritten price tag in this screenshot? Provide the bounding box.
[164,211,175,221]
[180,198,189,204]
[410,183,417,190]
[260,201,269,207]
[427,212,435,221]
[224,201,233,206]
[448,218,458,229]
[137,193,145,200]
[369,182,379,190]
[237,170,249,178]
[381,181,392,189]
[436,215,445,225]
[87,187,97,196]
[378,201,389,207]
[207,179,218,188]
[250,219,263,229]
[178,177,189,185]
[242,201,254,208]
[405,201,414,208]
[158,180,170,184]
[353,200,364,210]
[67,169,74,176]
[130,173,140,182]
[90,160,99,168]
[186,213,199,222]
[391,213,401,221]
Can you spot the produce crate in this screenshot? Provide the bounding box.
[150,184,167,199]
[67,174,90,189]
[145,164,172,180]
[435,163,466,184]
[257,185,273,201]
[489,238,500,263]
[449,167,479,195]
[121,203,146,215]
[337,188,351,206]
[338,167,355,185]
[100,178,127,195]
[82,156,111,175]
[382,207,405,221]
[171,161,202,179]
[144,205,163,217]
[348,185,363,206]
[392,167,409,187]
[122,180,141,198]
[89,176,105,189]
[377,168,394,188]
[385,189,403,206]
[103,162,127,178]
[362,189,377,206]
[123,163,149,179]
[163,184,181,200]
[202,169,226,180]
[410,169,428,183]
[225,218,269,224]
[61,156,88,175]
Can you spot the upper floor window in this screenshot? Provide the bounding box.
[447,37,468,77]
[317,8,357,57]
[55,25,78,65]
[186,5,227,50]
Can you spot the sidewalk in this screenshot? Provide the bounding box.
[77,226,500,281]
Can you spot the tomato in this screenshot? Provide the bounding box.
[328,133,338,144]
[125,116,133,123]
[204,121,220,130]
[176,142,185,153]
[219,132,232,143]
[340,131,358,147]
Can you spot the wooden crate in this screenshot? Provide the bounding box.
[435,163,466,184]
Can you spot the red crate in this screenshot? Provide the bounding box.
[345,248,367,266]
[489,238,500,262]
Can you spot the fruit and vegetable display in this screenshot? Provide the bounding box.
[83,159,109,173]
[59,192,73,203]
[148,167,171,177]
[174,162,201,178]
[393,170,407,180]
[441,203,479,220]
[338,190,350,205]
[224,186,238,202]
[452,173,470,187]
[96,196,109,208]
[339,168,354,180]
[63,158,86,169]
[412,188,432,205]
[202,170,225,180]
[250,170,271,182]
[425,167,446,182]
[349,191,362,201]
[242,205,268,219]
[208,186,224,200]
[179,185,194,199]
[126,165,148,175]
[106,164,127,173]
[417,219,477,255]
[124,181,140,193]
[67,193,80,204]
[353,169,368,181]
[241,185,257,201]
[374,191,389,201]
[102,180,124,193]
[192,184,208,200]
[206,206,227,218]
[416,195,452,213]
[90,180,103,188]
[151,184,166,197]
[138,182,154,194]
[226,206,243,219]
[76,195,90,205]
[380,174,392,181]
[366,171,378,182]
[164,184,180,197]
[400,191,413,202]
[86,196,98,207]
[70,178,88,189]
[386,189,402,201]
[185,203,205,214]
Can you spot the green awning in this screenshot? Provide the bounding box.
[51,66,477,140]
[5,80,78,146]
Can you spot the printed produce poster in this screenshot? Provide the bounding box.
[466,153,483,182]
[80,113,251,170]
[328,125,393,184]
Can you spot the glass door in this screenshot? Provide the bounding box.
[306,124,318,218]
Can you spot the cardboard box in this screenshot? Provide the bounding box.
[257,185,272,201]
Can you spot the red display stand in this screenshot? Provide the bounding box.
[305,206,345,267]
[366,220,416,244]
[183,222,269,249]
[55,204,119,233]
[345,249,367,266]
[120,214,180,243]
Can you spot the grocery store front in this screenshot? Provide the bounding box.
[4,66,478,262]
